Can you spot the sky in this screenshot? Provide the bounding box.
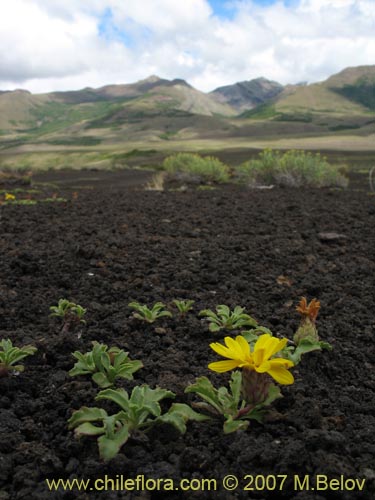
[0,0,374,94]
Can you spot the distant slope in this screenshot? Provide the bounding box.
[51,75,171,103]
[0,76,236,134]
[143,80,236,116]
[210,77,284,113]
[327,66,375,110]
[0,90,51,129]
[273,65,375,115]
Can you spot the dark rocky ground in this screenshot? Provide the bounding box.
[0,169,374,499]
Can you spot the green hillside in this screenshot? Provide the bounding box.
[273,65,375,115]
[332,76,375,110]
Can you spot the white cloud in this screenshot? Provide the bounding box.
[109,0,212,32]
[0,0,374,93]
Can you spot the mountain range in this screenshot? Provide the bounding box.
[0,65,374,148]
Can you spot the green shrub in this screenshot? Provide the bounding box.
[163,153,230,183]
[236,149,348,188]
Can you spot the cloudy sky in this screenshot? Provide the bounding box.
[1,0,374,93]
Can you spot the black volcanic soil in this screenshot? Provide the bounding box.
[0,170,374,500]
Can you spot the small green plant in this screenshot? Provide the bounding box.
[281,297,332,364]
[9,199,37,205]
[69,342,143,388]
[199,305,258,333]
[128,301,172,323]
[68,386,206,462]
[0,339,37,378]
[172,299,195,316]
[41,197,67,203]
[186,371,281,433]
[50,299,86,333]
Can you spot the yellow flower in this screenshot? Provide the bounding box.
[5,193,16,201]
[208,334,294,385]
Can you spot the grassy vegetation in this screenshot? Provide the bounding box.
[45,137,102,146]
[163,153,230,183]
[236,149,349,188]
[24,100,131,136]
[0,152,114,172]
[333,77,375,110]
[159,131,178,140]
[239,104,313,123]
[328,124,362,132]
[274,112,313,123]
[240,104,278,120]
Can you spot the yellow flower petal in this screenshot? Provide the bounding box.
[262,337,282,360]
[267,337,288,359]
[209,341,233,359]
[254,334,288,361]
[254,333,272,351]
[266,365,295,385]
[269,357,294,369]
[224,336,246,359]
[208,360,241,373]
[235,335,251,357]
[253,347,266,366]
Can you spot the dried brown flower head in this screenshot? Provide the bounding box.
[296,297,320,323]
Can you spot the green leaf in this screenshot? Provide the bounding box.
[290,338,332,364]
[319,341,333,351]
[198,309,213,317]
[217,386,233,410]
[100,352,112,372]
[96,388,130,412]
[157,311,173,318]
[157,403,209,434]
[92,372,112,388]
[185,376,222,414]
[73,422,105,437]
[223,417,250,434]
[92,343,106,369]
[229,371,242,406]
[152,302,165,310]
[235,316,258,328]
[98,425,130,462]
[217,305,230,318]
[10,364,25,373]
[130,386,175,418]
[68,407,108,429]
[69,351,93,376]
[289,338,322,364]
[173,300,195,313]
[117,360,144,379]
[110,348,125,366]
[254,326,273,335]
[209,323,221,333]
[241,330,259,344]
[262,384,282,406]
[243,408,264,423]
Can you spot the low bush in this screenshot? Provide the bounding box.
[236,149,348,188]
[163,153,230,184]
